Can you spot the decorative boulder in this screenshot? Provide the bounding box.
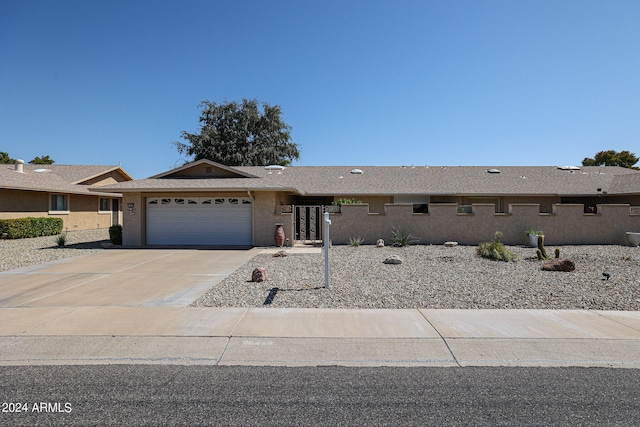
[273,250,288,257]
[444,241,458,247]
[383,255,403,265]
[251,268,267,282]
[376,239,385,248]
[542,258,575,272]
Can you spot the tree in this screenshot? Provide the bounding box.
[582,150,639,170]
[0,151,15,164]
[29,155,55,165]
[175,99,300,166]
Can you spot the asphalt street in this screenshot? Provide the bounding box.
[1,366,639,426]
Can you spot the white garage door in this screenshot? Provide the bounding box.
[146,197,252,245]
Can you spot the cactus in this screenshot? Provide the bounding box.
[555,248,560,259]
[536,248,544,260]
[537,235,549,260]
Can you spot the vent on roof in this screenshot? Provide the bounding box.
[558,166,581,171]
[487,169,501,174]
[14,159,24,173]
[350,168,363,174]
[264,165,285,171]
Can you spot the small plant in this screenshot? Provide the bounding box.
[349,236,364,246]
[477,231,517,262]
[525,229,543,236]
[391,226,419,247]
[536,234,550,260]
[555,248,561,259]
[109,225,123,245]
[55,233,67,247]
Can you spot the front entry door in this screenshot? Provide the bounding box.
[294,205,322,244]
[111,199,120,226]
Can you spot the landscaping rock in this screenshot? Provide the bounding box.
[251,267,268,282]
[273,250,288,257]
[542,258,575,272]
[376,239,385,248]
[383,255,403,265]
[444,241,458,247]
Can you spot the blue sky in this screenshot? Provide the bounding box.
[1,1,639,179]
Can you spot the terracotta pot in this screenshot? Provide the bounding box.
[274,223,285,247]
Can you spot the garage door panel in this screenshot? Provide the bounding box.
[146,197,252,245]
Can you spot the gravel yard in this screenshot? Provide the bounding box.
[192,245,640,310]
[0,229,109,272]
[3,233,639,310]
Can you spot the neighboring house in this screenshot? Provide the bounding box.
[0,160,133,231]
[97,159,640,247]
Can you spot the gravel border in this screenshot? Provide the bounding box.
[192,244,640,310]
[0,229,109,272]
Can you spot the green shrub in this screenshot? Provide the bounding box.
[109,225,122,245]
[0,217,63,239]
[332,198,363,206]
[477,232,517,262]
[391,226,419,247]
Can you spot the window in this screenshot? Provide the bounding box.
[99,198,110,212]
[50,194,68,211]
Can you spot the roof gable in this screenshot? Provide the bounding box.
[149,159,257,179]
[0,163,132,196]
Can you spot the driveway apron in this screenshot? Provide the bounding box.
[0,248,259,308]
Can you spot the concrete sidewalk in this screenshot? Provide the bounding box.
[1,308,639,367]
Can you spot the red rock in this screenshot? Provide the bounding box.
[251,267,267,282]
[542,258,575,272]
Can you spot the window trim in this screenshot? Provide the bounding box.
[49,193,70,214]
[98,197,111,214]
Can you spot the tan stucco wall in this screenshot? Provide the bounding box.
[253,191,294,246]
[121,192,143,245]
[117,189,640,247]
[328,203,640,246]
[0,189,118,231]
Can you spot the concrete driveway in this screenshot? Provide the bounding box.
[0,249,260,308]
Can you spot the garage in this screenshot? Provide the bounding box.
[146,196,252,245]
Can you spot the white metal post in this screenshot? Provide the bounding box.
[324,211,331,288]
